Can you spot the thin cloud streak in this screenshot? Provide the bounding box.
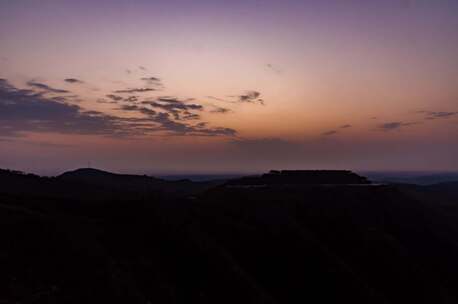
[377,121,418,131]
[64,78,84,84]
[27,81,70,94]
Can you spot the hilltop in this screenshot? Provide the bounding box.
[227,170,371,186]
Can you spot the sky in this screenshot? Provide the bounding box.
[1,0,457,175]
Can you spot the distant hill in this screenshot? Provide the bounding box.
[362,171,458,185]
[0,168,221,201]
[58,168,166,192]
[60,168,161,181]
[60,167,130,178]
[227,170,371,186]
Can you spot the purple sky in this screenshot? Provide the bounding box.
[1,0,458,174]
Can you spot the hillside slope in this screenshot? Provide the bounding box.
[1,170,458,303]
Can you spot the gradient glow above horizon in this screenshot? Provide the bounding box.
[1,0,457,174]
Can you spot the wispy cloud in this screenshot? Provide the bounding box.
[418,110,458,120]
[321,124,352,136]
[27,81,70,94]
[124,96,138,103]
[121,106,236,136]
[116,95,236,136]
[236,90,263,104]
[141,97,204,121]
[96,98,117,104]
[206,96,230,102]
[266,63,282,74]
[106,94,123,101]
[0,79,237,138]
[1,79,127,137]
[64,78,84,84]
[322,130,338,136]
[377,121,418,131]
[208,91,264,105]
[210,106,231,114]
[140,76,161,84]
[114,88,156,94]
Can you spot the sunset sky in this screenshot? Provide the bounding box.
[1,0,457,174]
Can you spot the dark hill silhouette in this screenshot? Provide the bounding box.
[0,168,221,202]
[59,167,162,182]
[58,167,222,198]
[58,167,166,192]
[60,167,124,178]
[364,171,458,185]
[0,168,58,197]
[227,170,371,186]
[1,168,458,303]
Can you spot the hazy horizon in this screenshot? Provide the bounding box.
[4,166,458,179]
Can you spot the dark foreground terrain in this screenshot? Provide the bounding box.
[1,168,458,303]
